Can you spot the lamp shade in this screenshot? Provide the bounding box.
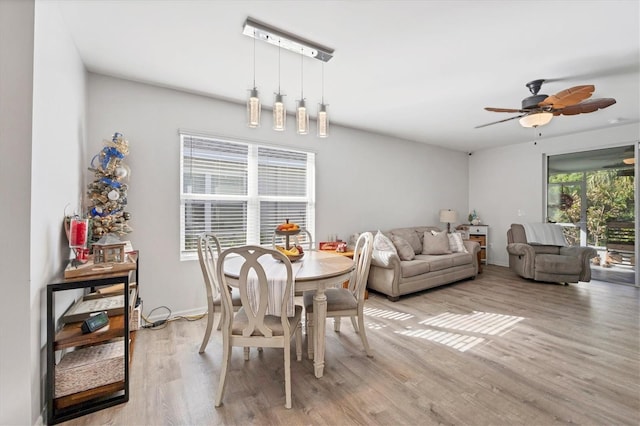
[439,209,458,224]
[273,93,286,131]
[519,112,553,128]
[317,103,328,138]
[296,99,309,134]
[247,88,261,128]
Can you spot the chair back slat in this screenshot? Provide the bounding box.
[350,232,374,300]
[197,233,222,299]
[217,245,294,338]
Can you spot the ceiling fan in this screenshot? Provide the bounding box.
[475,79,617,129]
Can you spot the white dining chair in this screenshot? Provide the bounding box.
[214,245,303,409]
[196,233,242,354]
[304,231,374,358]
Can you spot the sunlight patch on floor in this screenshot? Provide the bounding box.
[366,321,387,330]
[419,311,524,336]
[364,307,414,321]
[395,328,485,352]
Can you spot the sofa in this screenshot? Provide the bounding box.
[360,226,480,301]
[506,223,597,283]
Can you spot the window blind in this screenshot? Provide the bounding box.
[180,133,315,259]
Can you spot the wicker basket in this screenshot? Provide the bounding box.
[55,340,124,398]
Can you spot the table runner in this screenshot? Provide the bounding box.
[246,258,302,317]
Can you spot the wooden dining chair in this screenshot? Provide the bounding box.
[196,233,242,354]
[214,245,303,409]
[304,231,374,358]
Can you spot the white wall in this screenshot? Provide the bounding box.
[0,0,86,423]
[469,123,640,267]
[0,1,35,424]
[87,74,470,318]
[32,0,88,422]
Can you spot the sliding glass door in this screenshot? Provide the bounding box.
[547,145,637,285]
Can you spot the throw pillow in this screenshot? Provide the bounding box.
[423,231,452,255]
[391,235,415,261]
[391,228,422,255]
[448,232,468,253]
[374,230,397,253]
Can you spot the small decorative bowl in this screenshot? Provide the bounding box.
[273,252,305,263]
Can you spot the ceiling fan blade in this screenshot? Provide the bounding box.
[475,114,526,129]
[484,107,525,113]
[555,98,616,116]
[539,85,594,108]
[543,61,639,83]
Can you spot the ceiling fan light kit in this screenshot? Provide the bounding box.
[243,17,334,137]
[477,79,616,129]
[519,112,554,128]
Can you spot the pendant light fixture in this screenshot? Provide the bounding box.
[242,18,335,136]
[247,31,261,128]
[317,63,329,138]
[273,40,286,131]
[296,50,309,135]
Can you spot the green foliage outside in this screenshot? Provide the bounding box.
[548,170,635,247]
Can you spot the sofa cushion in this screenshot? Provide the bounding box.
[533,245,561,255]
[390,228,422,255]
[374,230,396,253]
[415,254,454,271]
[448,232,468,253]
[423,231,451,255]
[391,235,415,261]
[400,259,431,278]
[451,252,473,267]
[536,254,582,275]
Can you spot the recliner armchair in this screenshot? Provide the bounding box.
[506,223,597,284]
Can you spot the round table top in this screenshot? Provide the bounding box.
[223,249,354,282]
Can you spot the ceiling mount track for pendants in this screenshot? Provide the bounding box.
[242,17,334,62]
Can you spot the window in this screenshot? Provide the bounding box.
[546,145,635,248]
[180,133,315,259]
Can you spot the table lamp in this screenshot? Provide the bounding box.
[439,209,458,233]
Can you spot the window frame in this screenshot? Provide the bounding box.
[179,132,315,260]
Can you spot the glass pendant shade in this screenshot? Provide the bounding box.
[296,99,309,135]
[519,112,553,128]
[317,103,329,138]
[247,88,261,128]
[273,93,286,131]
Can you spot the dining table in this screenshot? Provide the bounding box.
[222,249,354,378]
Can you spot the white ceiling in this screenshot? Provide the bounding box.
[56,0,640,152]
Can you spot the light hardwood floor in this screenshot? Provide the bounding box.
[61,265,640,425]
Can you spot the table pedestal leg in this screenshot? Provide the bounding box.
[313,288,327,378]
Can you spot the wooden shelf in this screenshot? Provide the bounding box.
[46,251,139,425]
[54,381,125,410]
[64,252,137,281]
[54,315,126,351]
